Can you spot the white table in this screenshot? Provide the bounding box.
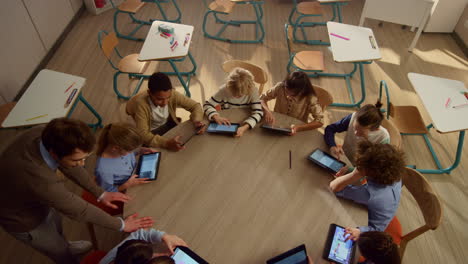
[322,22,381,108]
[408,72,467,174]
[2,69,102,129]
[138,21,197,97]
[359,0,435,52]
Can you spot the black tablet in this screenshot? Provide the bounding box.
[171,246,209,264]
[261,124,292,135]
[266,244,308,264]
[307,148,346,174]
[206,122,239,134]
[323,224,356,264]
[136,152,161,180]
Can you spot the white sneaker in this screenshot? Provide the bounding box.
[68,240,93,255]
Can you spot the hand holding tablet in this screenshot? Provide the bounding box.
[136,152,162,180]
[206,122,240,135]
[307,149,346,174]
[323,224,356,264]
[171,246,209,264]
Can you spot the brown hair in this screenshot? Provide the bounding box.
[226,68,256,97]
[41,118,95,159]
[284,71,316,98]
[356,103,384,130]
[358,231,401,264]
[115,239,153,264]
[355,140,405,185]
[96,123,142,156]
[146,256,175,264]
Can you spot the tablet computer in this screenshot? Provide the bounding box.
[136,152,161,180]
[266,244,308,264]
[323,224,356,264]
[307,148,346,174]
[206,122,239,134]
[171,246,209,264]
[261,124,292,135]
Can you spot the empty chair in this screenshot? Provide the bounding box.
[222,60,268,94]
[313,85,333,110]
[285,24,325,76]
[202,0,265,44]
[110,0,182,41]
[98,31,150,100]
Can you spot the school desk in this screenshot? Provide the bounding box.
[124,109,366,264]
[408,72,467,174]
[2,69,102,129]
[323,21,381,108]
[138,20,197,97]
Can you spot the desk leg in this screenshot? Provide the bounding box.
[68,93,103,131]
[416,130,465,174]
[326,62,368,108]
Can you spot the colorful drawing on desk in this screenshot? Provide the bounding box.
[64,88,78,107]
[452,103,468,109]
[64,82,75,93]
[26,114,48,122]
[444,97,451,108]
[184,33,191,46]
[369,35,376,49]
[330,33,349,41]
[170,41,178,51]
[460,91,468,100]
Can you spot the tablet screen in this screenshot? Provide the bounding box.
[207,123,238,133]
[172,247,206,264]
[139,152,159,179]
[327,226,355,264]
[272,251,307,264]
[309,149,344,173]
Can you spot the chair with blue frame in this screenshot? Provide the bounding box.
[378,80,462,174]
[285,24,325,76]
[288,0,350,45]
[202,0,265,44]
[109,0,182,41]
[98,30,151,100]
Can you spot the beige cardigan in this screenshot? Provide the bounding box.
[129,91,203,147]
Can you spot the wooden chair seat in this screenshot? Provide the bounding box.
[297,1,323,15]
[222,60,268,94]
[118,54,149,74]
[209,0,235,13]
[293,51,325,71]
[390,105,427,134]
[0,102,16,128]
[313,85,333,110]
[118,0,145,13]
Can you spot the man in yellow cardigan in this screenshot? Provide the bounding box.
[131,72,204,151]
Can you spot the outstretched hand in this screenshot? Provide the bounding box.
[123,213,154,233]
[100,192,130,209]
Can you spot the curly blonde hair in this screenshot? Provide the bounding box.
[356,140,405,185]
[226,67,256,97]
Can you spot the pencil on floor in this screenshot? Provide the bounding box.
[289,150,292,169]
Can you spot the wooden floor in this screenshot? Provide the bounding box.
[1,0,467,263]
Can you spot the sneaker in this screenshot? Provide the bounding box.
[68,240,92,255]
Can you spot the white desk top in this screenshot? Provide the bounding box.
[319,0,350,3]
[327,22,381,63]
[2,69,85,128]
[138,21,194,61]
[408,73,468,133]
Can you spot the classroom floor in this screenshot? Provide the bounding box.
[0,0,467,263]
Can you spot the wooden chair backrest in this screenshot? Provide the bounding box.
[285,24,294,54]
[101,32,119,59]
[401,167,442,230]
[0,102,16,128]
[222,60,268,94]
[381,118,402,149]
[313,85,333,110]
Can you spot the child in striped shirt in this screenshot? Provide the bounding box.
[203,68,263,137]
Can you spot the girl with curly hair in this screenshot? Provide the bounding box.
[203,67,264,137]
[330,141,405,241]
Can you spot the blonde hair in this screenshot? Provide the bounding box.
[97,123,142,156]
[226,67,256,97]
